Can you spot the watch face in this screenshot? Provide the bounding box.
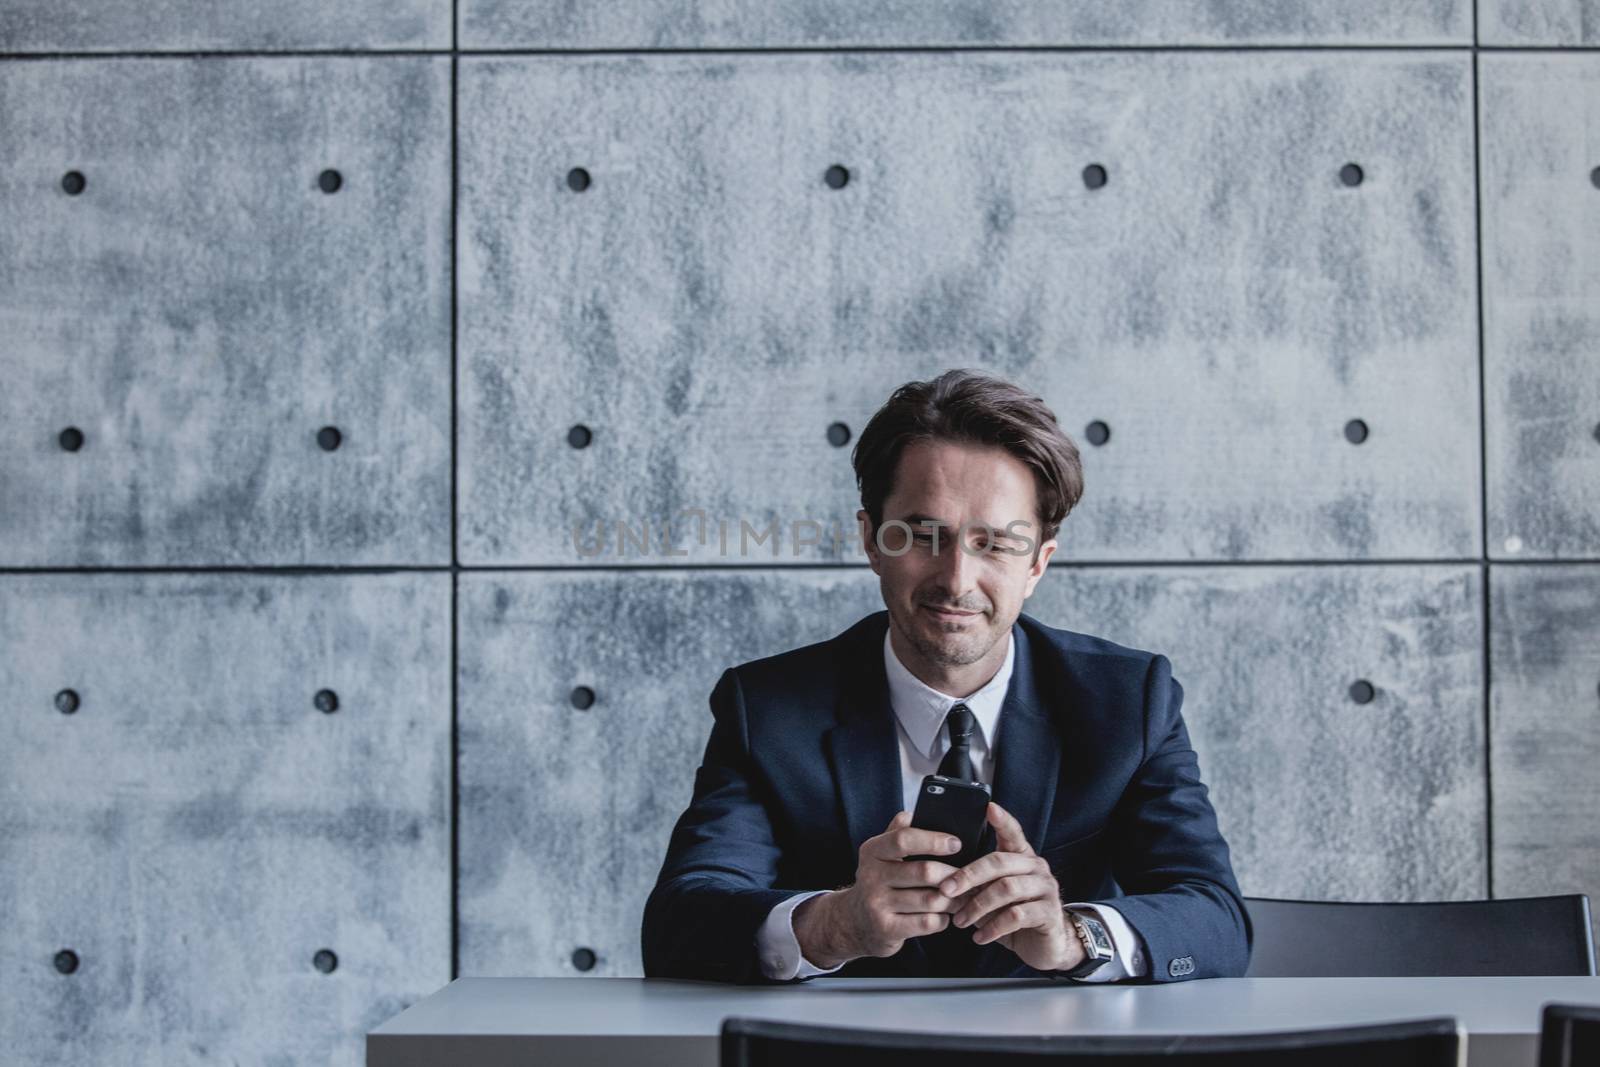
[1071,913,1113,960]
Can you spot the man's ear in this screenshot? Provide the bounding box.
[857,509,882,575]
[1022,537,1057,598]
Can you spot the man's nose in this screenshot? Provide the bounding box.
[931,531,978,592]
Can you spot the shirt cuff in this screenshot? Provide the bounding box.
[755,890,849,980]
[1061,902,1148,981]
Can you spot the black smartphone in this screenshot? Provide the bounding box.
[906,774,993,868]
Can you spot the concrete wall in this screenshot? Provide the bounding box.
[1,3,1597,1063]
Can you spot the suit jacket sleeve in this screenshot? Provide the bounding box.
[1084,652,1254,982]
[641,667,801,983]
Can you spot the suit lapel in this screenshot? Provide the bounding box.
[950,621,1063,977]
[824,612,928,972]
[823,613,904,856]
[989,621,1062,858]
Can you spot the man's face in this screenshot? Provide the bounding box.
[859,439,1057,670]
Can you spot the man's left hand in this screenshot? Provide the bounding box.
[936,801,1084,973]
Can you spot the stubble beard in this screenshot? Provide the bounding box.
[906,606,995,667]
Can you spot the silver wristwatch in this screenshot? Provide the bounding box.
[1058,906,1116,979]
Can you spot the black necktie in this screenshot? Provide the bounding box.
[927,702,981,975]
[937,703,975,781]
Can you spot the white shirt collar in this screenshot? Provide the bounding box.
[882,625,1015,762]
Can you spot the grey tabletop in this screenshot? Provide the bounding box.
[367,975,1600,1067]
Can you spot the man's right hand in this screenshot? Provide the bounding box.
[792,810,972,969]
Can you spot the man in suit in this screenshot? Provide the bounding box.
[642,369,1251,983]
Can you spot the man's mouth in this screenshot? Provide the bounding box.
[923,604,980,622]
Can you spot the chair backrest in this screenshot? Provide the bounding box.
[1539,1002,1600,1067]
[721,1015,1463,1067]
[1243,894,1597,977]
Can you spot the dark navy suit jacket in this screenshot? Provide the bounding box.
[641,609,1252,983]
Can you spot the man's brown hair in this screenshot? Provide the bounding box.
[851,369,1085,558]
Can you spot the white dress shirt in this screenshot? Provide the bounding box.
[755,627,1149,981]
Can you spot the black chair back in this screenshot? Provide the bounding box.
[1539,1002,1600,1067]
[721,1015,1463,1067]
[1243,894,1596,976]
